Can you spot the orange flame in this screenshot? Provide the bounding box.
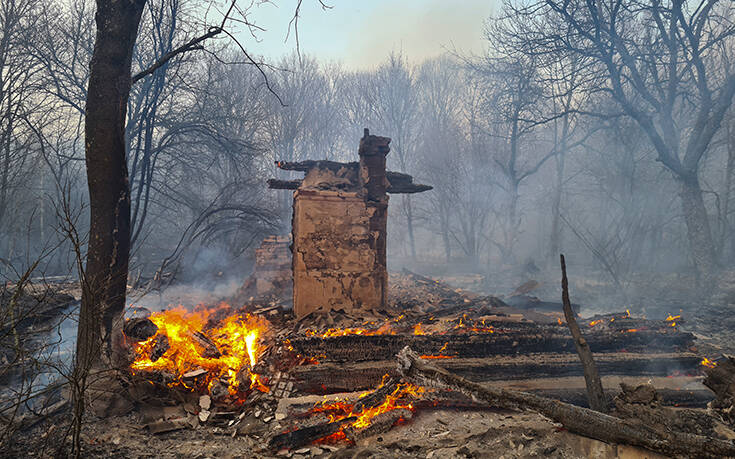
[413,323,425,335]
[129,305,270,395]
[309,377,425,438]
[589,320,603,327]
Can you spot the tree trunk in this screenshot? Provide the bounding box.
[76,0,146,416]
[549,152,565,262]
[677,173,717,283]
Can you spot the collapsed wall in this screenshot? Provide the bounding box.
[269,129,431,318]
[238,236,292,301]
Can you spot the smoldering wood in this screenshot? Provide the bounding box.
[560,254,608,412]
[703,356,735,402]
[268,416,357,450]
[149,334,169,362]
[352,378,399,412]
[397,347,735,458]
[290,353,702,394]
[190,331,221,358]
[288,329,694,364]
[343,409,412,442]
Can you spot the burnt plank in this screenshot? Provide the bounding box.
[291,353,702,394]
[288,330,695,364]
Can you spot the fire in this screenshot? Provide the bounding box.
[420,341,453,359]
[309,377,425,440]
[414,323,425,335]
[701,357,717,368]
[129,305,270,395]
[557,318,564,325]
[589,320,603,327]
[665,314,681,327]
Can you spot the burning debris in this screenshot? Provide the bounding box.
[119,267,728,456]
[128,304,270,397]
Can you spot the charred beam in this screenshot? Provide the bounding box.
[288,330,695,364]
[268,416,356,451]
[267,178,302,190]
[291,353,703,394]
[397,347,735,458]
[561,254,607,412]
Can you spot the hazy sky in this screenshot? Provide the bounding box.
[238,0,497,69]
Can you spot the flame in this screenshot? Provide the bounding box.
[308,377,425,440]
[129,305,270,395]
[420,341,453,359]
[623,328,639,333]
[701,357,717,368]
[665,314,681,322]
[557,318,563,325]
[413,323,425,335]
[589,320,603,327]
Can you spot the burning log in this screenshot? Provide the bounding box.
[269,416,357,450]
[348,378,396,412]
[343,408,412,442]
[149,334,169,362]
[397,346,735,458]
[560,254,607,413]
[190,330,221,358]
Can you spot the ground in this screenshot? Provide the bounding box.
[14,407,667,458]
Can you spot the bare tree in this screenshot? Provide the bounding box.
[502,0,735,281]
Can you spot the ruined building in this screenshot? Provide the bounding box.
[268,129,431,318]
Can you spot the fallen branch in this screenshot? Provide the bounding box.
[396,346,735,458]
[560,254,607,412]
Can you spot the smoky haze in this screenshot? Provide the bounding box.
[2,0,735,318]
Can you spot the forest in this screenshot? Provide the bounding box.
[2,0,735,457]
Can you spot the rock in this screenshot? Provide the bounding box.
[199,394,212,411]
[199,409,210,422]
[123,317,158,341]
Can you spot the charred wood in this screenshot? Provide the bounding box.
[560,254,607,412]
[267,179,302,190]
[190,331,221,358]
[268,416,357,450]
[344,409,412,442]
[149,334,169,362]
[288,330,694,364]
[397,346,735,458]
[291,353,702,394]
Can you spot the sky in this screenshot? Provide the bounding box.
[236,0,498,70]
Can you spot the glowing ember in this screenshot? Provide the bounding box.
[701,357,717,368]
[557,318,564,325]
[308,376,425,440]
[413,323,425,335]
[129,304,270,395]
[589,320,603,327]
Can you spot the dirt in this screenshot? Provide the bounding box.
[10,406,666,458]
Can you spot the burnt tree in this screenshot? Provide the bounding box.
[77,0,146,414]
